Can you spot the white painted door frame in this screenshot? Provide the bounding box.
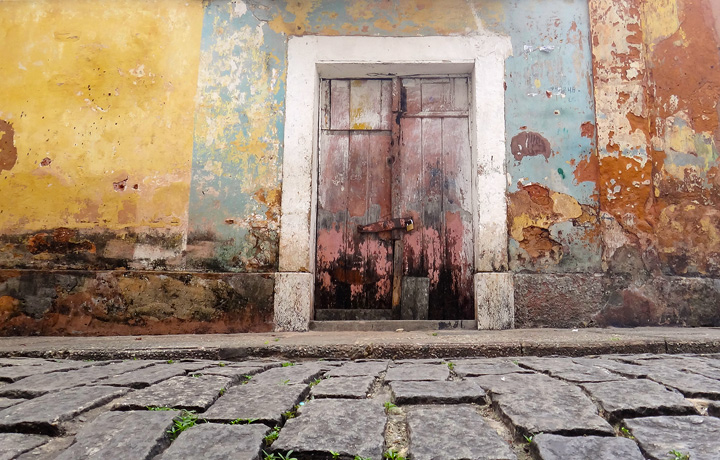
[274,35,514,331]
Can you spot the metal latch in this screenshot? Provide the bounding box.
[357,217,415,233]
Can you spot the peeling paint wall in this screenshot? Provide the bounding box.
[589,0,720,279]
[0,0,204,270]
[1,0,719,333]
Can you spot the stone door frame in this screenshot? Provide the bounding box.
[274,35,514,331]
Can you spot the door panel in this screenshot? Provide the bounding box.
[399,112,474,319]
[315,77,473,319]
[316,131,394,310]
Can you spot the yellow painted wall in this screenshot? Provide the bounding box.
[0,0,204,234]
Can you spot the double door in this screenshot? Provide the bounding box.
[315,77,474,320]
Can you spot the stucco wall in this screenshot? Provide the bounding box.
[0,0,718,333]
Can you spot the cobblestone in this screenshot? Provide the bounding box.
[0,353,718,459]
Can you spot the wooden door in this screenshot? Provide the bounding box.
[397,78,474,320]
[315,77,474,320]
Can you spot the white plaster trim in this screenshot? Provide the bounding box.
[276,35,512,329]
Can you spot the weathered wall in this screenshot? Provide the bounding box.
[1,0,719,333]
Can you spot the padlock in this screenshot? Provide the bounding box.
[406,219,414,231]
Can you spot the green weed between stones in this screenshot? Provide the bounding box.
[309,378,323,388]
[668,450,690,460]
[230,418,258,425]
[167,410,199,441]
[263,450,297,460]
[383,402,397,412]
[619,426,634,439]
[264,426,281,445]
[383,450,406,460]
[281,362,295,367]
[446,361,455,371]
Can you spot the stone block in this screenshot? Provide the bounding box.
[203,383,309,424]
[273,272,313,332]
[532,434,644,460]
[311,376,375,399]
[54,410,177,460]
[390,380,486,404]
[407,405,515,460]
[0,386,127,435]
[159,423,269,460]
[272,399,385,459]
[625,415,720,460]
[113,375,231,412]
[475,272,514,329]
[0,433,49,459]
[581,379,696,421]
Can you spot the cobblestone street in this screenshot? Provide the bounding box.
[2,353,720,459]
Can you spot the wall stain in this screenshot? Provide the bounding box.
[510,131,553,162]
[0,120,17,172]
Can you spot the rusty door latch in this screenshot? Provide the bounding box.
[357,217,414,233]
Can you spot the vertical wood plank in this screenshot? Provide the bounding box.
[380,79,393,130]
[320,79,331,129]
[347,132,370,308]
[443,117,474,319]
[421,117,445,319]
[364,131,393,307]
[399,117,424,277]
[315,131,349,310]
[330,80,350,130]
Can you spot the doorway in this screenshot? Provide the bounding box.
[314,77,474,320]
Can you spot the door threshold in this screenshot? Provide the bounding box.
[309,320,477,332]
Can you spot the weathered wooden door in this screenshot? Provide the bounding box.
[315,77,474,320]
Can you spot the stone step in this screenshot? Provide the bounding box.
[309,320,478,331]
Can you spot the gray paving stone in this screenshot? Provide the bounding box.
[518,357,623,383]
[203,382,309,424]
[0,385,127,435]
[325,361,388,377]
[390,380,486,404]
[249,363,326,386]
[0,361,90,383]
[272,399,385,459]
[407,405,515,460]
[385,363,450,381]
[114,375,231,412]
[0,361,155,397]
[453,359,529,377]
[624,415,720,460]
[581,378,696,420]
[0,357,55,367]
[311,376,375,399]
[0,433,49,460]
[572,357,650,378]
[473,373,614,437]
[159,423,269,460]
[645,366,720,399]
[195,365,265,382]
[101,364,187,388]
[0,397,24,410]
[163,360,213,371]
[54,410,177,460]
[532,434,644,460]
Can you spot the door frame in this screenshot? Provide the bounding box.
[274,35,514,331]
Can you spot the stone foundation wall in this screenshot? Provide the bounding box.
[514,274,720,328]
[0,271,274,336]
